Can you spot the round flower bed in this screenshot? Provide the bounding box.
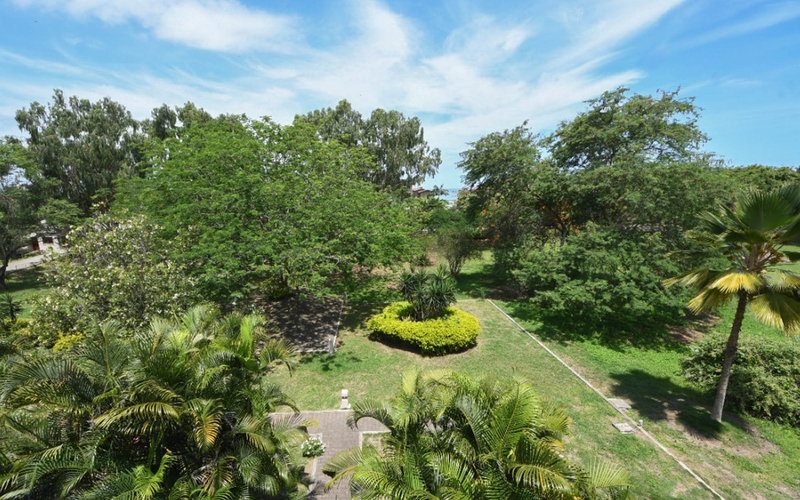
[367,301,481,355]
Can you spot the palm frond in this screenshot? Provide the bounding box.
[749,291,800,334]
[687,287,735,313]
[707,270,763,293]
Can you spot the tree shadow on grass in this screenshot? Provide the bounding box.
[609,368,734,439]
[340,303,385,332]
[506,300,694,354]
[299,352,364,372]
[455,262,518,301]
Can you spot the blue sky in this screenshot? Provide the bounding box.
[1,0,798,188]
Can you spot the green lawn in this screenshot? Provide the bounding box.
[273,299,714,498]
[272,254,800,499]
[3,266,50,317]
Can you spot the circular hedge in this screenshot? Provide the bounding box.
[367,301,481,355]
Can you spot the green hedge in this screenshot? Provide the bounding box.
[682,335,800,426]
[367,301,480,355]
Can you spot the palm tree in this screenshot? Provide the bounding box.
[0,306,308,499]
[324,370,629,499]
[665,186,800,422]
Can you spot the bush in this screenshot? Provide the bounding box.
[512,223,687,335]
[398,265,457,321]
[367,301,480,354]
[30,214,197,335]
[301,437,326,458]
[682,335,800,425]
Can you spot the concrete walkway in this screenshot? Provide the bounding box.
[6,254,47,272]
[277,410,387,499]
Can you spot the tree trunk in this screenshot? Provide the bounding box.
[711,290,748,422]
[0,254,8,290]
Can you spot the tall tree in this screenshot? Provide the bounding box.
[297,100,441,192]
[665,186,800,422]
[15,90,142,215]
[0,139,37,288]
[118,115,417,302]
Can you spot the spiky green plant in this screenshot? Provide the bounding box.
[398,265,457,321]
[665,185,800,422]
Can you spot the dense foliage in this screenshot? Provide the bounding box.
[0,306,308,499]
[296,99,441,192]
[682,335,800,426]
[514,224,687,334]
[367,301,480,354]
[30,214,196,339]
[117,116,417,302]
[459,87,728,336]
[324,370,630,499]
[15,90,143,216]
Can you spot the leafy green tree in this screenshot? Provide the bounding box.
[665,186,800,422]
[515,223,686,336]
[0,307,308,499]
[15,90,143,215]
[298,100,441,192]
[30,213,197,336]
[716,164,800,196]
[324,370,630,499]
[118,115,417,302]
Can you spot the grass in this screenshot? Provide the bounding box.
[273,299,712,498]
[273,253,800,499]
[3,266,50,317]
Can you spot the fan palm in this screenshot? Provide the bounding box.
[324,370,629,499]
[665,186,800,422]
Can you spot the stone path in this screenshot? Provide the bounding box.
[275,410,387,500]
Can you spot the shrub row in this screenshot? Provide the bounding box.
[682,335,800,426]
[367,301,480,355]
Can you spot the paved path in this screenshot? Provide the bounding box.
[6,254,47,272]
[276,410,387,499]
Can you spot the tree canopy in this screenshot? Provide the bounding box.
[297,100,441,192]
[118,114,418,302]
[15,90,143,216]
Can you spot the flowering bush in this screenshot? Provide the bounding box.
[30,214,197,338]
[301,437,326,458]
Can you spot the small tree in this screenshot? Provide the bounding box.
[398,265,456,320]
[31,213,197,335]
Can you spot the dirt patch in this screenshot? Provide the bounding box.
[668,313,719,344]
[261,295,345,352]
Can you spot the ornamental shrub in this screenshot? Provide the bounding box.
[398,265,457,320]
[301,437,326,458]
[682,335,800,426]
[367,301,480,355]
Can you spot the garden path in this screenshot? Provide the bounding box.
[274,410,387,499]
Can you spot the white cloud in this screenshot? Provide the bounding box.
[10,0,300,52]
[2,0,689,185]
[688,1,800,46]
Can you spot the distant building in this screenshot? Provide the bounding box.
[410,186,434,198]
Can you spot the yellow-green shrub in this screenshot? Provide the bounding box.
[367,301,480,355]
